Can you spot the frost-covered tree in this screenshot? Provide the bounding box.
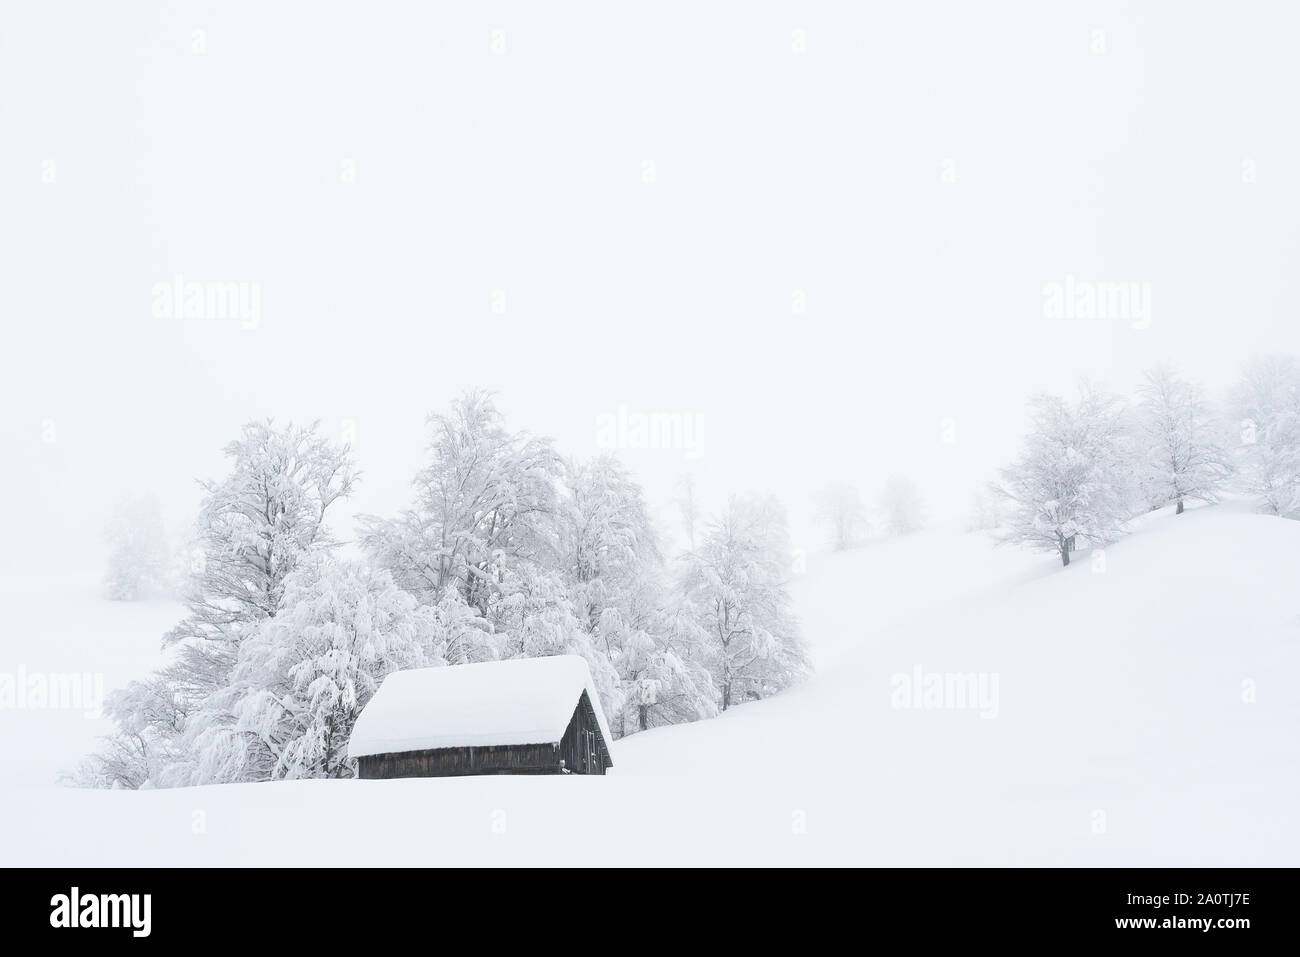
[679,497,809,710]
[675,473,701,552]
[190,559,449,783]
[165,421,356,700]
[360,391,563,619]
[612,607,718,733]
[365,404,720,739]
[879,475,926,536]
[71,676,191,789]
[80,396,788,785]
[85,421,355,787]
[433,590,499,666]
[566,456,658,604]
[1230,355,1300,518]
[103,494,173,600]
[995,385,1133,566]
[816,482,868,549]
[489,562,623,724]
[1135,365,1233,514]
[966,485,1001,532]
[562,456,715,734]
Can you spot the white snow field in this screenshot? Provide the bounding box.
[2,503,1296,866]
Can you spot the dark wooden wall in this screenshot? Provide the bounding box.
[357,742,563,779]
[557,690,612,775]
[356,691,613,779]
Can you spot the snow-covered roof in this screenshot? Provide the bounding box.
[347,655,614,760]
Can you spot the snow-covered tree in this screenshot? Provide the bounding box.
[562,457,715,734]
[995,385,1133,566]
[565,456,658,604]
[103,494,173,600]
[816,482,868,549]
[360,391,563,619]
[165,420,356,701]
[1134,365,1233,514]
[879,475,926,536]
[966,485,1002,532]
[675,473,701,552]
[433,590,499,666]
[71,676,191,789]
[490,562,623,725]
[614,612,718,732]
[80,396,792,784]
[365,404,722,739]
[85,421,356,787]
[1230,355,1300,517]
[679,497,809,710]
[190,559,449,784]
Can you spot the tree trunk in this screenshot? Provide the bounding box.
[721,683,731,711]
[1060,540,1071,566]
[1176,497,1184,514]
[638,704,648,731]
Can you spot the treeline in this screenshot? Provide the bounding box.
[992,356,1300,565]
[76,392,809,788]
[815,476,928,550]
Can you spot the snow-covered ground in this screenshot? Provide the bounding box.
[0,571,182,788]
[2,504,1296,865]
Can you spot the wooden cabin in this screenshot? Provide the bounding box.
[348,655,614,778]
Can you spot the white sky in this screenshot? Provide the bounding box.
[4,1,1299,569]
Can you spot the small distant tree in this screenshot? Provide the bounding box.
[1230,355,1300,517]
[966,485,1001,531]
[675,474,701,552]
[1135,365,1233,514]
[879,475,926,536]
[103,494,173,600]
[995,385,1133,566]
[816,482,868,550]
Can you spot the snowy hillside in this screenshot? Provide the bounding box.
[3,504,1297,865]
[0,570,183,788]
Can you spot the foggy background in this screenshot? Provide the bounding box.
[4,0,1298,572]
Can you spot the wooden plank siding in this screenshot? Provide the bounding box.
[357,742,564,779]
[356,689,613,779]
[556,690,613,774]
